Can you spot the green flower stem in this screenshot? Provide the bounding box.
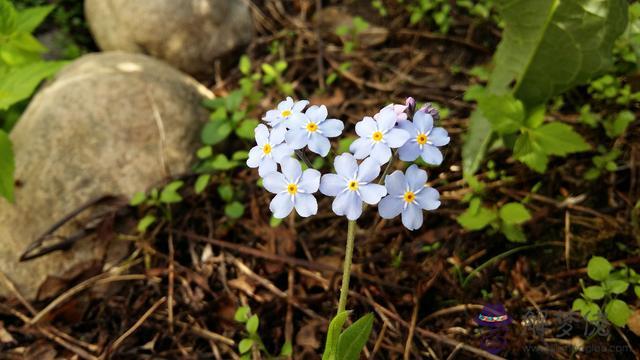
[337,220,357,314]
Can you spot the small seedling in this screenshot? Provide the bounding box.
[234,306,292,359]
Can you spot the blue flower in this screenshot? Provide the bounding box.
[349,107,410,164]
[319,153,387,220]
[263,158,320,218]
[397,111,449,165]
[378,165,441,230]
[263,97,309,133]
[247,124,293,177]
[285,105,344,157]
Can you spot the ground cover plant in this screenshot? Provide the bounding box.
[0,0,639,359]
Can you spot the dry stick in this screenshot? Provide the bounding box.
[168,227,175,333]
[0,270,37,314]
[175,320,234,346]
[423,304,485,322]
[30,274,148,324]
[285,269,294,360]
[102,297,166,358]
[403,298,419,360]
[564,210,571,270]
[369,321,388,359]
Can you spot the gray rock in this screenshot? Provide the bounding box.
[0,52,212,300]
[85,0,253,77]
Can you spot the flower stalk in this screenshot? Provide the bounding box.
[337,220,357,314]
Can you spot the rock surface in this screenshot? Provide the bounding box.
[85,0,253,77]
[0,52,212,300]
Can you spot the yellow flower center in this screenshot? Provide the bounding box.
[287,183,298,195]
[347,180,359,191]
[281,110,292,118]
[372,131,383,142]
[403,191,416,203]
[262,144,272,154]
[416,133,428,145]
[306,122,318,133]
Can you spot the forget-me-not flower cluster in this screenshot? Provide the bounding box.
[247,97,449,230]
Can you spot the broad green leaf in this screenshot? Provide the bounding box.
[232,150,249,161]
[457,198,497,231]
[200,120,232,146]
[0,0,17,35]
[499,202,531,224]
[15,5,55,33]
[225,90,243,111]
[572,298,600,322]
[246,314,259,334]
[605,110,635,138]
[462,110,494,175]
[194,174,210,194]
[217,184,234,202]
[337,313,374,360]
[513,131,548,173]
[478,94,525,135]
[500,223,526,243]
[0,130,14,202]
[129,192,147,206]
[321,311,349,360]
[587,256,613,281]
[604,279,629,294]
[238,338,253,354]
[208,154,238,171]
[604,299,631,327]
[196,146,212,159]
[532,123,591,156]
[159,180,184,204]
[239,55,251,75]
[584,286,605,300]
[225,201,245,219]
[137,214,157,233]
[234,306,250,322]
[0,61,66,110]
[236,119,259,140]
[279,341,293,356]
[492,0,628,107]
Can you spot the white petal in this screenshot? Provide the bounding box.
[318,119,344,137]
[401,203,423,231]
[405,164,428,191]
[281,157,302,182]
[289,112,308,129]
[255,124,269,146]
[333,153,358,178]
[258,157,277,177]
[264,109,279,123]
[332,191,362,220]
[357,157,381,182]
[246,146,262,168]
[270,192,294,218]
[308,133,331,157]
[421,145,443,165]
[416,187,441,210]
[378,196,403,219]
[285,128,309,150]
[385,128,410,148]
[370,142,392,164]
[384,171,407,195]
[270,126,286,145]
[397,120,417,137]
[271,143,293,163]
[413,111,433,134]
[278,97,294,111]
[398,141,421,162]
[355,117,377,137]
[359,184,387,205]
[308,104,328,123]
[320,174,346,196]
[294,193,318,217]
[298,169,321,193]
[292,99,309,112]
[376,108,397,131]
[429,127,450,146]
[350,137,372,160]
[263,172,287,193]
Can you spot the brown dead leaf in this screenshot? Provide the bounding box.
[296,319,323,350]
[628,308,640,336]
[310,89,345,108]
[24,340,56,360]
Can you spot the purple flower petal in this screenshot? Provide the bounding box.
[401,203,423,230]
[269,125,286,144]
[350,137,372,159]
[429,127,450,146]
[277,97,294,111]
[271,143,293,163]
[376,108,397,131]
[270,192,294,218]
[281,157,302,182]
[359,184,387,205]
[378,196,403,218]
[384,171,407,195]
[413,111,433,134]
[398,141,421,162]
[355,117,377,137]
[369,142,392,164]
[357,157,381,182]
[333,153,358,178]
[318,119,344,137]
[405,165,427,191]
[421,145,443,165]
[263,172,287,193]
[320,174,346,196]
[385,128,410,148]
[292,99,309,112]
[285,128,309,150]
[308,133,331,157]
[416,187,441,210]
[255,124,269,146]
[332,190,362,220]
[397,120,417,137]
[307,105,328,123]
[294,193,318,217]
[288,112,307,129]
[258,156,277,177]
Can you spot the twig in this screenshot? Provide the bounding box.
[168,226,175,333]
[175,320,234,346]
[403,298,419,360]
[0,270,37,314]
[102,297,166,358]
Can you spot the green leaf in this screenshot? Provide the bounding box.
[239,55,251,75]
[584,286,605,300]
[337,136,356,154]
[0,61,66,110]
[232,150,249,161]
[15,5,55,33]
[194,174,210,194]
[500,223,527,243]
[478,94,525,135]
[634,285,640,298]
[236,119,259,140]
[457,198,497,231]
[137,214,157,233]
[280,340,293,356]
[604,279,629,294]
[572,298,600,322]
[234,306,250,322]
[269,216,282,228]
[605,110,635,138]
[217,184,234,202]
[491,0,628,107]
[130,192,147,206]
[587,256,613,281]
[200,120,232,146]
[604,299,631,327]
[196,146,212,159]
[499,203,531,224]
[0,0,17,35]
[0,130,14,202]
[246,314,259,334]
[513,131,548,173]
[462,110,494,176]
[238,338,253,354]
[225,90,243,111]
[159,180,184,204]
[532,123,591,156]
[225,201,245,219]
[336,313,374,360]
[321,311,349,360]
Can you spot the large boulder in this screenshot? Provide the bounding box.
[0,52,212,300]
[85,0,253,77]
